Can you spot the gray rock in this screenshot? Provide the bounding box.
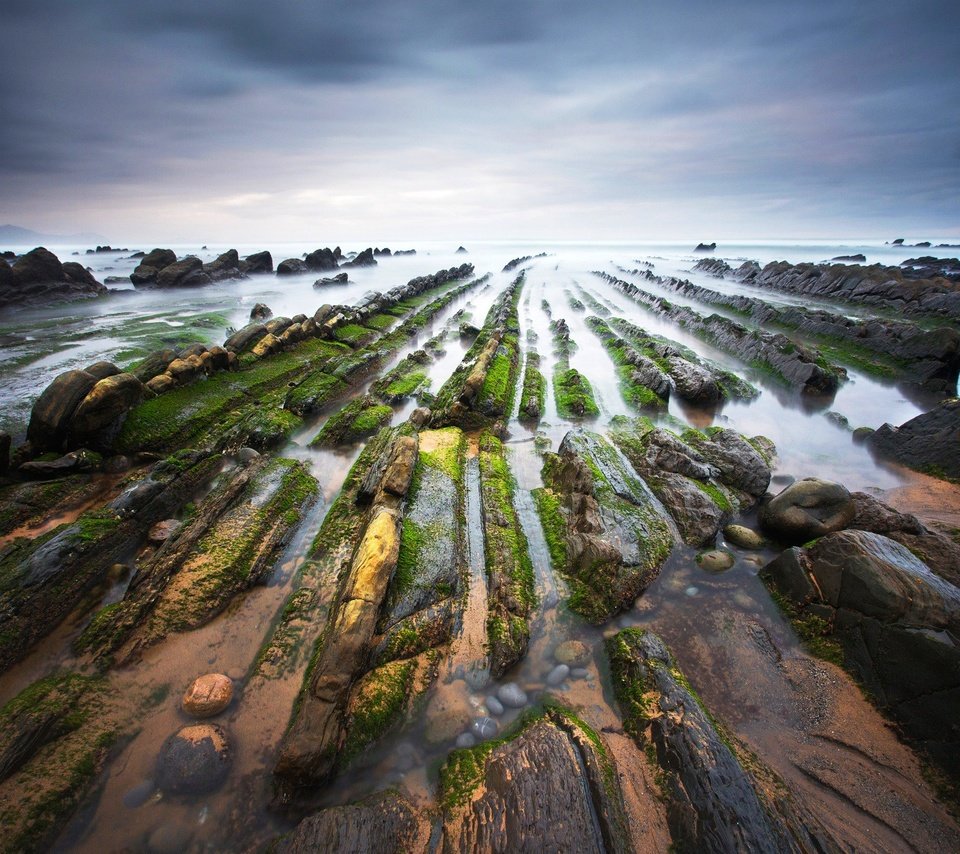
[867,398,960,479]
[758,477,855,544]
[456,732,477,749]
[546,664,570,686]
[485,696,505,716]
[156,723,231,795]
[470,716,498,740]
[496,682,528,708]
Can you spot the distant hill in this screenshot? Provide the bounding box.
[0,224,107,246]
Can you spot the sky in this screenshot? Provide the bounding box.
[1,0,958,243]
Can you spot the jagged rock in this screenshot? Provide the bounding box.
[156,724,231,794]
[694,242,716,252]
[130,248,176,284]
[277,258,308,275]
[314,272,349,287]
[381,435,418,497]
[203,249,242,281]
[18,450,100,478]
[11,246,63,284]
[277,791,426,853]
[242,250,273,274]
[342,248,377,268]
[762,531,960,776]
[607,629,792,850]
[1,247,106,305]
[304,247,338,272]
[758,478,855,544]
[867,398,960,479]
[182,674,233,718]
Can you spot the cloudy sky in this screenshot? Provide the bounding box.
[2,0,957,243]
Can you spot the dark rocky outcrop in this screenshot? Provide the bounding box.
[67,372,148,448]
[155,256,210,288]
[0,247,106,307]
[866,398,960,479]
[304,248,338,272]
[762,531,960,777]
[130,248,177,285]
[27,369,102,452]
[607,628,797,851]
[242,250,273,274]
[314,273,349,288]
[250,302,272,321]
[203,249,243,282]
[693,242,716,252]
[758,478,856,544]
[733,258,960,320]
[277,258,308,275]
[831,253,867,262]
[341,248,376,268]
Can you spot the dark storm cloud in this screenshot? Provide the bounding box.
[1,0,957,239]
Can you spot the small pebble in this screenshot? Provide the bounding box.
[122,779,155,809]
[455,732,477,749]
[697,549,735,572]
[471,716,498,740]
[486,696,505,716]
[685,585,699,597]
[554,640,590,667]
[546,664,570,686]
[570,668,589,680]
[497,682,528,708]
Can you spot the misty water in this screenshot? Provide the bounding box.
[0,239,956,850]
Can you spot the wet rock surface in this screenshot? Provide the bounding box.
[759,477,856,544]
[867,398,960,479]
[156,723,231,794]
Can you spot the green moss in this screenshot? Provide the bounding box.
[419,428,465,483]
[691,478,733,512]
[767,587,844,666]
[74,602,127,655]
[519,352,546,423]
[342,659,416,761]
[383,370,428,400]
[310,398,394,447]
[75,509,121,542]
[362,312,398,331]
[332,323,375,346]
[285,371,348,414]
[553,367,600,418]
[532,487,567,569]
[393,518,423,599]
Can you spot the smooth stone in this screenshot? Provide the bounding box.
[723,524,767,550]
[156,724,231,795]
[236,447,260,463]
[471,716,499,740]
[485,696,505,716]
[122,778,155,808]
[425,691,473,744]
[697,549,735,572]
[554,640,591,667]
[496,682,528,709]
[147,823,192,854]
[182,673,233,718]
[546,664,570,686]
[463,666,491,691]
[455,732,477,749]
[570,668,590,680]
[685,585,699,596]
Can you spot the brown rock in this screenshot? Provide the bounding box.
[252,333,281,358]
[69,373,146,446]
[149,519,183,545]
[381,436,418,497]
[182,673,234,718]
[27,369,100,451]
[146,373,176,394]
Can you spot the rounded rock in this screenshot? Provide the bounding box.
[546,664,570,686]
[182,673,233,718]
[554,640,591,667]
[758,477,856,545]
[455,732,477,749]
[148,519,182,545]
[496,682,528,709]
[236,447,260,464]
[470,716,498,740]
[156,723,231,795]
[697,549,735,572]
[723,524,767,550]
[485,695,505,716]
[122,778,155,808]
[425,691,473,744]
[570,667,590,680]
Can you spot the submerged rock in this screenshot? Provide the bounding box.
[867,398,960,480]
[156,723,231,794]
[554,640,591,666]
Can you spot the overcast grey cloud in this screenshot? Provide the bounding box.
[1,0,957,241]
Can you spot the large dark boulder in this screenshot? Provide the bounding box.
[224,323,267,353]
[27,369,100,451]
[867,398,960,479]
[242,250,273,274]
[155,256,210,288]
[131,349,177,384]
[130,248,176,285]
[203,249,242,281]
[277,258,307,275]
[758,477,855,544]
[61,262,100,287]
[68,372,147,447]
[304,247,338,272]
[11,247,63,285]
[762,531,960,776]
[156,724,231,795]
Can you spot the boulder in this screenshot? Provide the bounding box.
[223,323,267,353]
[694,242,716,252]
[61,262,100,287]
[203,249,242,281]
[182,673,233,718]
[314,273,349,287]
[155,256,209,288]
[251,333,282,358]
[68,372,147,446]
[242,250,273,274]
[156,724,231,794]
[250,302,272,321]
[867,398,960,479]
[304,247,338,272]
[11,246,63,285]
[27,369,100,451]
[132,349,177,383]
[276,258,307,275]
[758,478,855,544]
[131,248,176,284]
[381,436,418,497]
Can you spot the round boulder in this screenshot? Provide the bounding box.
[156,723,231,794]
[554,640,591,667]
[697,549,735,572]
[723,524,767,550]
[182,673,233,718]
[758,477,856,544]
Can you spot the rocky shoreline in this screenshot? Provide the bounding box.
[0,249,958,852]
